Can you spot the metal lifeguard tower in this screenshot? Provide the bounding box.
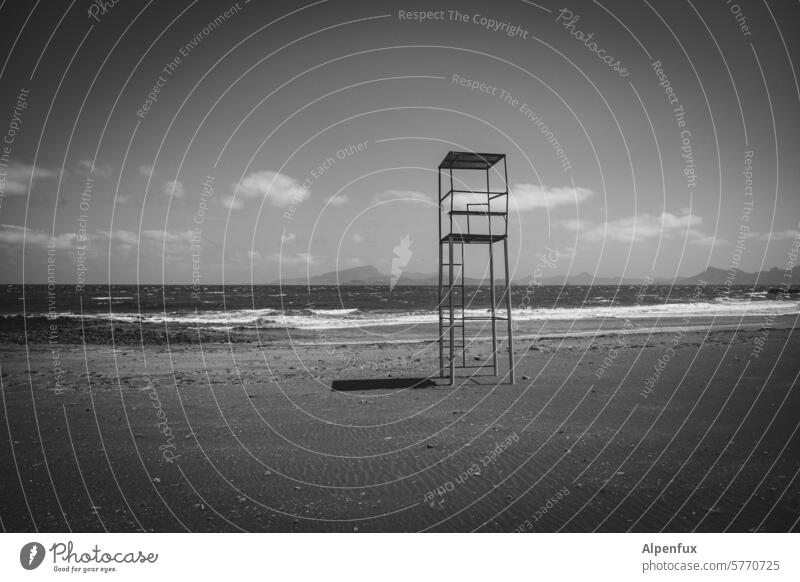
[437,151,514,385]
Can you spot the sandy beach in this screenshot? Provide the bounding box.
[1,315,797,532]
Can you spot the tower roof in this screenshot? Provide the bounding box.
[438,151,504,170]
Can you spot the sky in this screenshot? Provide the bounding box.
[0,0,798,284]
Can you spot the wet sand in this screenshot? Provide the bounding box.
[0,316,798,532]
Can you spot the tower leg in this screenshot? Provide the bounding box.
[489,242,498,376]
[503,238,515,384]
[438,240,444,379]
[449,240,455,386]
[460,243,466,369]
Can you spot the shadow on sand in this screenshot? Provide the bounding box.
[331,377,438,392]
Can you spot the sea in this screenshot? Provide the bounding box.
[2,284,798,331]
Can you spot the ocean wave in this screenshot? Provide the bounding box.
[91,296,135,301]
[517,300,799,321]
[10,297,799,330]
[308,308,360,316]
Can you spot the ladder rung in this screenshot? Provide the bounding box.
[449,210,506,216]
[441,233,507,244]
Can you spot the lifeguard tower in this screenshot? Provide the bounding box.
[437,151,514,385]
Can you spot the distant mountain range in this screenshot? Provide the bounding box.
[276,265,500,286]
[274,265,800,287]
[527,266,800,286]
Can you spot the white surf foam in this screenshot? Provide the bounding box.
[18,298,799,330]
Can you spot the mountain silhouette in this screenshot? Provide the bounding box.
[275,264,800,286]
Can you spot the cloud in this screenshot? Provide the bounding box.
[222,195,244,210]
[247,250,262,261]
[556,218,585,232]
[510,183,595,211]
[324,194,349,206]
[0,162,57,195]
[142,229,197,263]
[96,229,141,253]
[394,183,593,213]
[77,159,112,178]
[756,229,800,242]
[689,232,727,247]
[343,257,363,267]
[371,190,432,204]
[352,233,365,244]
[281,232,296,244]
[97,229,196,255]
[267,252,316,266]
[138,165,155,177]
[558,212,719,245]
[141,229,194,245]
[556,245,576,259]
[98,229,139,248]
[163,180,186,198]
[0,224,76,249]
[231,171,308,208]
